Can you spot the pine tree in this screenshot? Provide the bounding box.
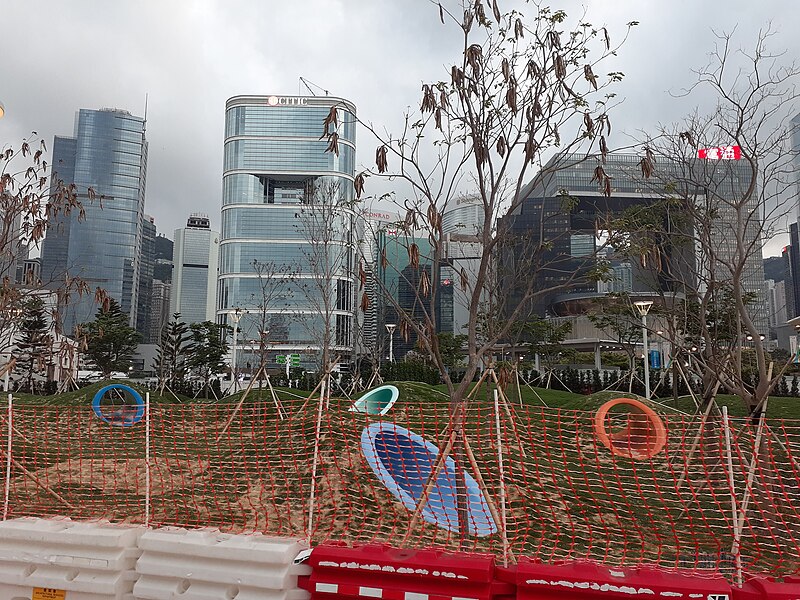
[16,296,51,393]
[778,376,789,397]
[82,299,141,377]
[188,321,229,399]
[153,313,191,389]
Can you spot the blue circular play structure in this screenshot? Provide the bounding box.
[360,422,497,537]
[350,385,399,416]
[92,384,145,427]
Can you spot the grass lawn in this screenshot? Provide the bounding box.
[8,377,800,420]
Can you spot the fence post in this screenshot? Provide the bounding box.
[145,391,151,528]
[307,375,326,543]
[493,389,509,566]
[2,393,11,521]
[721,405,743,586]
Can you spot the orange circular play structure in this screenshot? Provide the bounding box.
[593,398,667,460]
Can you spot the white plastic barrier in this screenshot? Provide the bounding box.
[133,527,311,600]
[0,517,142,600]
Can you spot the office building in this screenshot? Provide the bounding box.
[136,215,157,340]
[374,231,453,360]
[501,152,768,333]
[441,197,485,337]
[442,194,484,237]
[358,209,399,355]
[16,258,40,286]
[219,94,358,368]
[153,234,174,283]
[149,279,172,342]
[767,279,788,329]
[40,108,147,334]
[171,214,219,325]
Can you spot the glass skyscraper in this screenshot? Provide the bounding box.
[41,108,147,334]
[171,214,219,325]
[219,95,357,367]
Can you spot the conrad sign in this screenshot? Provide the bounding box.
[267,96,309,106]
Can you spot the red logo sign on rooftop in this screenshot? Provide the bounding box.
[698,145,741,160]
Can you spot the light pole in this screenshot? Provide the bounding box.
[385,323,396,363]
[230,307,243,393]
[634,300,654,399]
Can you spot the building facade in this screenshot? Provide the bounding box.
[501,152,769,334]
[149,279,172,343]
[40,108,147,334]
[136,215,157,340]
[442,194,484,237]
[218,94,358,369]
[171,214,219,325]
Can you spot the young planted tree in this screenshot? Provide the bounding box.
[245,259,295,383]
[294,181,358,387]
[153,313,192,391]
[188,321,229,399]
[16,295,51,392]
[82,299,141,378]
[518,315,573,389]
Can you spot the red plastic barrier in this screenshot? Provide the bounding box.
[299,544,515,600]
[734,576,800,600]
[511,559,732,600]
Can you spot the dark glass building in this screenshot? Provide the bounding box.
[41,108,147,334]
[136,214,157,340]
[501,153,768,333]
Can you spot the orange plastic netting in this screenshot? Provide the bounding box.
[1,393,798,578]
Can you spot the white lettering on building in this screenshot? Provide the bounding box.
[267,96,309,106]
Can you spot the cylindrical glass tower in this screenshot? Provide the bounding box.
[219,95,357,369]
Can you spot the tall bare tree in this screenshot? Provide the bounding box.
[625,28,800,415]
[324,2,633,402]
[294,181,358,381]
[0,134,92,382]
[246,259,296,382]
[322,1,635,537]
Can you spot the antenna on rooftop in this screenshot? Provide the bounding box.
[299,77,329,96]
[143,93,148,133]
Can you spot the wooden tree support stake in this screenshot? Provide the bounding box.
[403,428,458,543]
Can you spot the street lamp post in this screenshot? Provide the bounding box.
[230,307,243,393]
[385,323,396,363]
[634,300,654,399]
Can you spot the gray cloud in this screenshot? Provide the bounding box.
[0,0,797,254]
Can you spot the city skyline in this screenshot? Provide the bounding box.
[2,1,799,256]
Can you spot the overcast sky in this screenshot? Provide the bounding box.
[1,0,798,257]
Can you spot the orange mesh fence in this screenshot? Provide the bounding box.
[1,394,799,579]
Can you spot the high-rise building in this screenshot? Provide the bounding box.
[501,153,768,333]
[374,232,454,360]
[442,194,484,237]
[171,214,219,325]
[766,279,788,330]
[153,234,174,283]
[442,197,484,338]
[782,245,796,320]
[149,279,172,342]
[358,209,400,355]
[219,94,358,368]
[136,215,157,340]
[40,108,147,334]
